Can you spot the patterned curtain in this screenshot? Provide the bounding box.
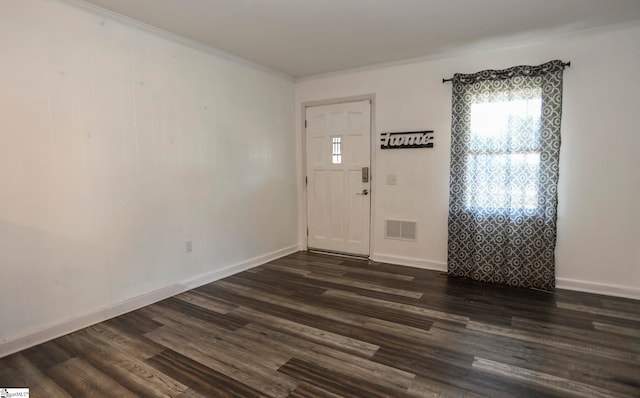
[447,60,566,290]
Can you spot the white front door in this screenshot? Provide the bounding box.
[306,100,371,256]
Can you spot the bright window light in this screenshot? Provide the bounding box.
[332,137,342,164]
[466,91,542,211]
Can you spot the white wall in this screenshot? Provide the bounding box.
[0,0,297,354]
[295,22,640,299]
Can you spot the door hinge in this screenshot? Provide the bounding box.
[304,120,307,128]
[306,227,309,236]
[305,176,308,186]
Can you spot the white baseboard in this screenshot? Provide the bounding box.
[182,245,299,290]
[0,283,187,360]
[0,245,299,359]
[371,253,447,272]
[369,256,640,301]
[556,277,640,300]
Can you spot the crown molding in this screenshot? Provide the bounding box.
[296,18,640,82]
[56,0,294,81]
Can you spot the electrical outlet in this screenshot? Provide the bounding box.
[185,240,193,253]
[386,174,398,185]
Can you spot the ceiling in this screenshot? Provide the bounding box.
[79,0,640,78]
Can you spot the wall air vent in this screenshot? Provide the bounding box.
[385,220,417,241]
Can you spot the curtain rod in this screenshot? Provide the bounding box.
[442,61,571,83]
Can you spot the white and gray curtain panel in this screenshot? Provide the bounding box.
[447,60,567,290]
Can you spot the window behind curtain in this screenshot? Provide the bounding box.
[466,89,542,212]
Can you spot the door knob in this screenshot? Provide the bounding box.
[356,189,369,195]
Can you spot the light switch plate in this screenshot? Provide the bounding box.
[386,174,397,185]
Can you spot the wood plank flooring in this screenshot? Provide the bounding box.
[1,251,639,397]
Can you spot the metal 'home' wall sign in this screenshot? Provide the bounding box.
[380,131,434,149]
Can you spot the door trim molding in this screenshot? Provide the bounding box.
[300,94,376,257]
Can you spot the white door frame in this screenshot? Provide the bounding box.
[301,94,376,257]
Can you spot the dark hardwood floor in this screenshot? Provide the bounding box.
[1,251,639,397]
